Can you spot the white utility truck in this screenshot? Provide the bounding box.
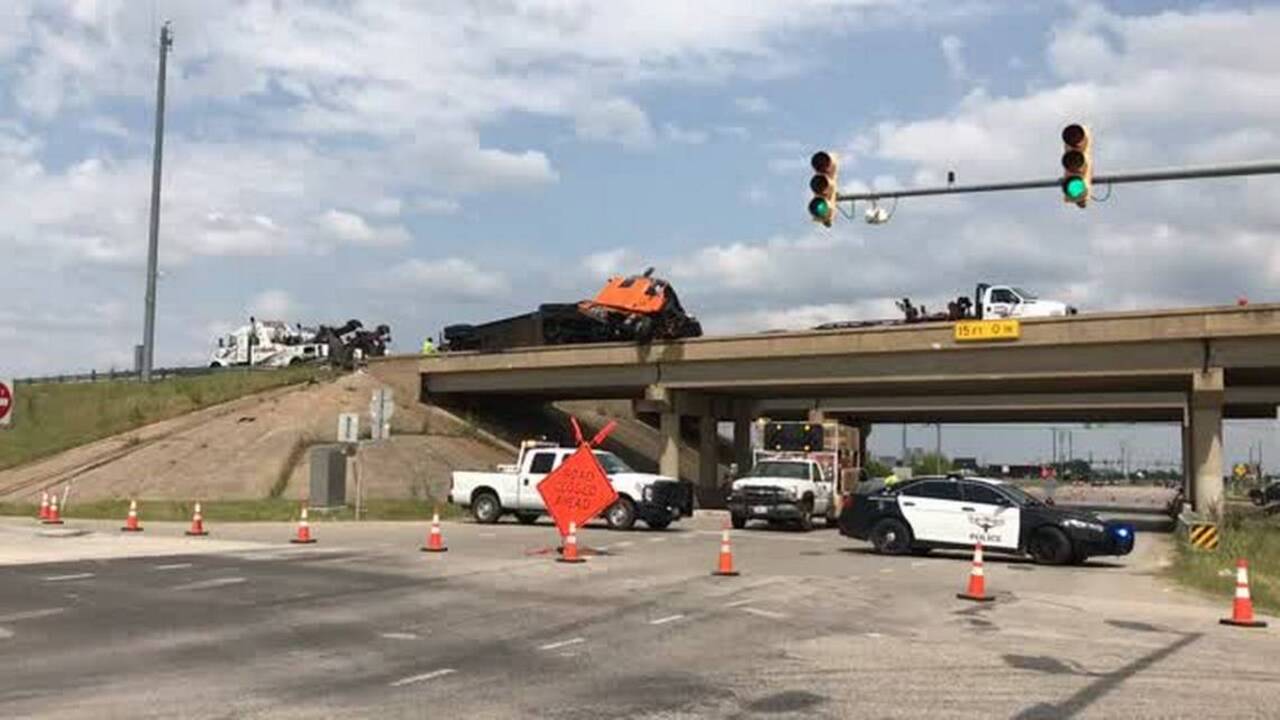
[726,421,859,531]
[209,321,327,368]
[449,441,694,530]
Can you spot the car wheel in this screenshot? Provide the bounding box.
[731,513,747,530]
[870,518,913,555]
[605,497,637,530]
[471,492,501,524]
[515,512,539,525]
[1029,526,1073,565]
[646,518,671,530]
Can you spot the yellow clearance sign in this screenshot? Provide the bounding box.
[954,319,1021,342]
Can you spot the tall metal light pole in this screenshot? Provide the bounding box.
[140,21,173,382]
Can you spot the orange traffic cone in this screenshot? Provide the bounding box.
[421,512,448,553]
[712,526,739,577]
[291,507,316,544]
[185,502,209,536]
[957,541,994,602]
[38,492,50,521]
[1220,559,1267,628]
[557,521,586,564]
[121,499,143,532]
[42,493,64,525]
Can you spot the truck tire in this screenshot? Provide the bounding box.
[795,496,815,532]
[1029,526,1073,565]
[731,513,747,530]
[471,492,502,524]
[515,512,539,525]
[605,497,637,530]
[870,518,912,555]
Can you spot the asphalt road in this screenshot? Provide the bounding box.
[0,514,1275,719]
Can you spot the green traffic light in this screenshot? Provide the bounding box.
[809,197,832,220]
[1063,176,1088,200]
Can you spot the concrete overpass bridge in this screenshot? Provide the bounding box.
[420,304,1280,515]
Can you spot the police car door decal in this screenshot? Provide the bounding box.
[961,484,1021,550]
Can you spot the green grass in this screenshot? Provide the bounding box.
[0,367,335,472]
[1170,512,1280,613]
[0,498,463,523]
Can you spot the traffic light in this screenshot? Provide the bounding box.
[1060,123,1092,208]
[808,151,838,226]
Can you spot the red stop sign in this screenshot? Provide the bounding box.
[0,381,12,424]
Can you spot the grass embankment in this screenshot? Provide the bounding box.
[0,498,463,522]
[0,367,335,472]
[1171,512,1280,613]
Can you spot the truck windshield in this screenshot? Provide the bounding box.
[1013,287,1037,300]
[746,461,810,480]
[593,452,634,474]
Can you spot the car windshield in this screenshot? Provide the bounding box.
[746,461,810,480]
[1013,287,1037,300]
[593,452,633,474]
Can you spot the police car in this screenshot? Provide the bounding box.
[838,474,1135,565]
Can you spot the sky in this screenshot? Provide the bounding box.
[1,0,1278,469]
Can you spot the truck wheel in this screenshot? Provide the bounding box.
[515,512,539,525]
[731,514,747,530]
[795,497,815,532]
[471,492,502,524]
[1029,526,1073,565]
[870,518,913,555]
[605,497,637,530]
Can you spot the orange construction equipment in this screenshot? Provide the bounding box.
[185,502,209,537]
[421,512,448,553]
[1220,558,1268,628]
[42,493,64,525]
[121,499,143,532]
[712,526,739,577]
[557,521,586,564]
[38,492,50,521]
[291,507,316,544]
[956,541,995,602]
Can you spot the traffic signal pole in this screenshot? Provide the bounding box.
[836,160,1280,203]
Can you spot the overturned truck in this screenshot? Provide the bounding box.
[442,268,702,352]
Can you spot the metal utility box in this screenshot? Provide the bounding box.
[309,445,347,508]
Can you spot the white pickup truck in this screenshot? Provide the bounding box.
[448,441,694,530]
[726,458,836,531]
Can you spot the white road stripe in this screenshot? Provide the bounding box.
[740,607,788,620]
[479,533,497,538]
[879,568,895,574]
[538,637,585,651]
[613,541,634,548]
[154,563,194,571]
[649,614,685,626]
[865,632,885,638]
[724,599,753,608]
[648,537,667,543]
[43,573,94,582]
[389,668,456,687]
[381,632,419,640]
[0,608,65,623]
[171,577,247,592]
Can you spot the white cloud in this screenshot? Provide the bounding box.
[940,34,968,81]
[411,197,461,216]
[249,289,296,320]
[663,123,709,145]
[715,125,751,140]
[386,258,509,301]
[575,97,656,149]
[584,248,642,277]
[734,96,773,114]
[82,115,130,139]
[316,209,411,247]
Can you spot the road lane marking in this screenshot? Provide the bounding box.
[0,608,66,623]
[171,577,247,592]
[879,568,895,574]
[154,563,194,571]
[741,607,788,620]
[538,637,585,651]
[865,632,885,638]
[479,533,497,538]
[0,628,13,640]
[649,614,685,626]
[389,668,456,687]
[381,632,419,640]
[648,537,667,543]
[613,541,634,548]
[724,599,753,608]
[42,573,94,582]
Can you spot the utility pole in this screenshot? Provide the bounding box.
[934,423,942,474]
[901,424,907,466]
[140,21,173,382]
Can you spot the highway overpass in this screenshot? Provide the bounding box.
[420,304,1280,515]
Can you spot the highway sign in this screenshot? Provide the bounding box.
[0,378,12,427]
[954,319,1020,342]
[369,388,394,440]
[337,413,359,443]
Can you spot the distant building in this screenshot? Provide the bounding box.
[953,457,979,472]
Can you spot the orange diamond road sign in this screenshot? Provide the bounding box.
[537,418,619,538]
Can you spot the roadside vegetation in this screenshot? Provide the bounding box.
[0,498,462,522]
[1171,511,1279,613]
[0,367,335,471]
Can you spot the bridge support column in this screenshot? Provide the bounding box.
[1190,369,1225,517]
[659,407,681,481]
[697,414,721,508]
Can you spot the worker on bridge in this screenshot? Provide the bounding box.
[883,471,900,488]
[421,337,437,355]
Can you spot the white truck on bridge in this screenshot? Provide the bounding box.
[448,441,694,530]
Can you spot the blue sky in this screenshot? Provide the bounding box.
[2,1,1278,468]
